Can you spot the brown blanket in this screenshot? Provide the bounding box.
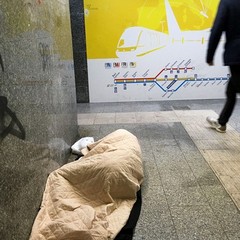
[29,129,144,240]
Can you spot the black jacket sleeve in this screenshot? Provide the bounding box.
[206,0,228,63]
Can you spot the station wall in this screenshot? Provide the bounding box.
[83,0,228,102]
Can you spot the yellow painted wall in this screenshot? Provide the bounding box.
[84,0,220,59]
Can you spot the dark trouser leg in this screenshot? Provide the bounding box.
[218,80,236,125]
[218,65,240,125]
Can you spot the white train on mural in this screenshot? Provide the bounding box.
[116,0,212,58]
[116,27,169,58]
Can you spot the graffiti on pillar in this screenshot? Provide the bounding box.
[0,96,26,143]
[38,43,51,71]
[37,0,44,4]
[0,53,4,72]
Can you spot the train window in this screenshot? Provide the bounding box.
[118,39,124,47]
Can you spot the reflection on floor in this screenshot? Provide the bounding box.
[77,100,240,240]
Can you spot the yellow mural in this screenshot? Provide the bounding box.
[84,0,220,59]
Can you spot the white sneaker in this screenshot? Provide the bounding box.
[206,116,226,133]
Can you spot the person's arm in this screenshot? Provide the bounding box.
[206,0,228,65]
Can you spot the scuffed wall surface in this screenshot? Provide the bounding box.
[0,0,78,239]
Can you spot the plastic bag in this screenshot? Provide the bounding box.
[71,137,94,155]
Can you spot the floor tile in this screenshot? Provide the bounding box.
[180,110,240,210]
[171,205,228,240]
[77,101,240,240]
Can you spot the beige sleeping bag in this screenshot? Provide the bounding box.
[29,129,144,240]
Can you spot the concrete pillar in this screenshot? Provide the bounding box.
[0,0,78,239]
[69,0,89,103]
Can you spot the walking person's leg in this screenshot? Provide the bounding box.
[219,65,240,124]
[207,65,240,132]
[218,79,236,126]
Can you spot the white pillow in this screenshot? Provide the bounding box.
[71,137,94,155]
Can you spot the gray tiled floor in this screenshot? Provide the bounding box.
[77,99,240,240]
